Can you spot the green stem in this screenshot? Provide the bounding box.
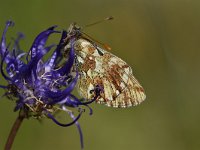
[4,110,26,150]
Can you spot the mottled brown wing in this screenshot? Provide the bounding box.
[74,39,146,108]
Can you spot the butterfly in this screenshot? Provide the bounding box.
[63,22,146,108]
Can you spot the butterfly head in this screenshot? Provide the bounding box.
[67,23,82,39]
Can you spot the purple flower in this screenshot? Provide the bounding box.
[0,21,99,149]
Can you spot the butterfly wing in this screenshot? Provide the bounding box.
[74,38,146,108]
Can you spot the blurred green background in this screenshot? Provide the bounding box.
[1,0,200,150]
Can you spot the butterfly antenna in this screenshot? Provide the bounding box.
[82,32,112,51]
[83,16,114,28]
[81,16,113,50]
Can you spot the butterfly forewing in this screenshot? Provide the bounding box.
[71,38,146,108]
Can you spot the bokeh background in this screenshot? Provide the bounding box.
[1,0,200,150]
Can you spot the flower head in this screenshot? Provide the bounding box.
[0,21,99,149]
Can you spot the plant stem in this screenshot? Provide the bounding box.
[4,110,26,150]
